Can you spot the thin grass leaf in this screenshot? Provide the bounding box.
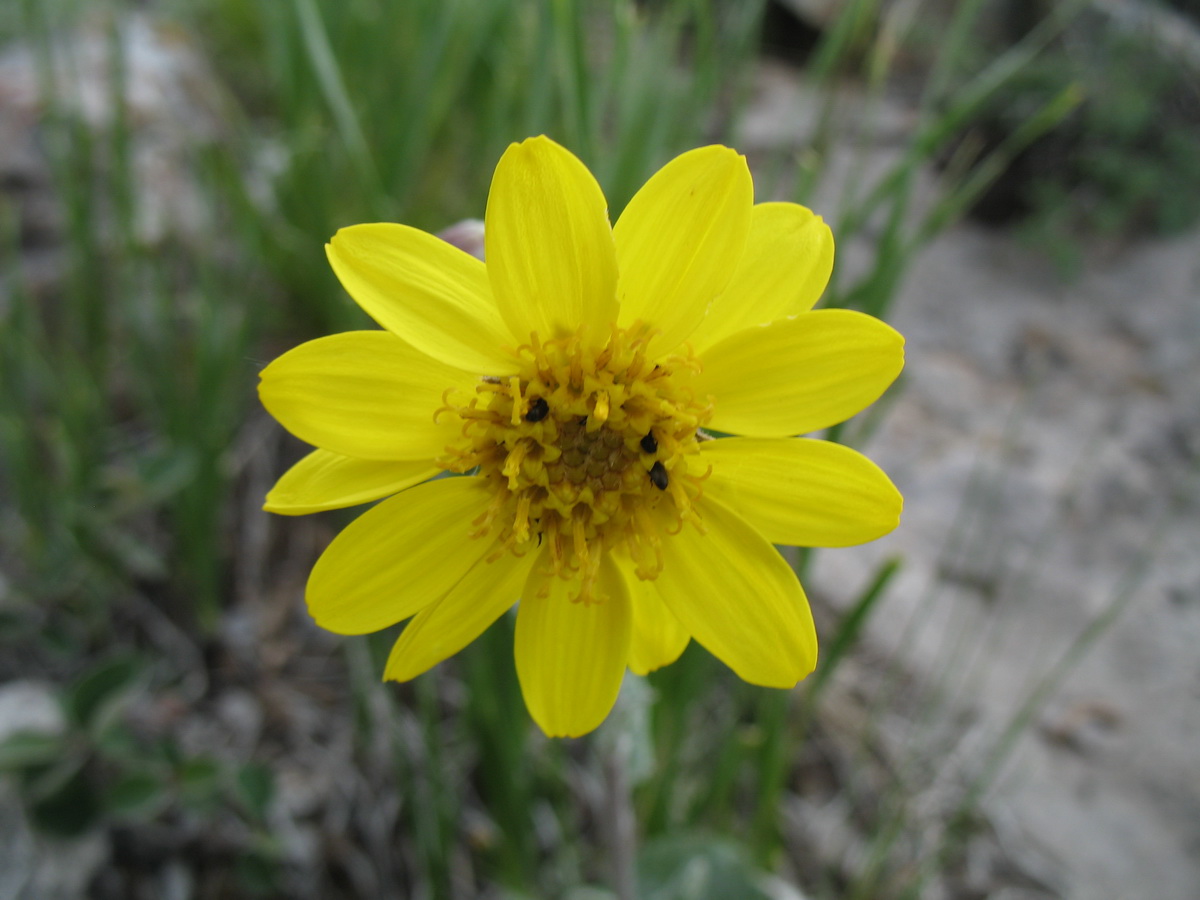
[290,0,382,207]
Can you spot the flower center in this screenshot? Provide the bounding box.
[437,326,713,604]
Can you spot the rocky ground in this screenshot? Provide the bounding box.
[756,78,1200,898]
[831,225,1199,900]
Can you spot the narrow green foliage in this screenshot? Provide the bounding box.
[462,614,539,887]
[810,557,901,702]
[816,0,1087,317]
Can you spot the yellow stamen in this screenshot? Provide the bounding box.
[591,390,610,429]
[508,376,523,426]
[436,324,713,601]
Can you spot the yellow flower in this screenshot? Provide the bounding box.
[259,136,903,738]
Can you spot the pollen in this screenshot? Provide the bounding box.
[438,326,713,603]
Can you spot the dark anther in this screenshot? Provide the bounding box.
[640,432,658,454]
[525,397,550,422]
[648,461,669,491]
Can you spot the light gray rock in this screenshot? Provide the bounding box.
[0,11,230,253]
[810,223,1200,900]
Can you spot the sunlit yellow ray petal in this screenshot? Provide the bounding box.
[693,309,904,437]
[326,223,518,374]
[617,562,690,676]
[485,136,618,342]
[614,146,753,352]
[265,449,438,515]
[656,498,817,686]
[700,437,902,547]
[689,202,834,353]
[258,331,472,460]
[384,546,535,681]
[515,552,631,738]
[306,477,492,635]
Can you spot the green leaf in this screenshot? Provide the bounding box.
[29,767,100,838]
[234,762,275,821]
[130,447,200,505]
[94,721,145,760]
[179,757,221,791]
[103,771,168,819]
[0,731,66,772]
[178,757,222,809]
[21,748,87,801]
[235,847,282,896]
[64,656,143,734]
[637,834,773,900]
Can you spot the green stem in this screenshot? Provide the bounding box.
[602,732,639,900]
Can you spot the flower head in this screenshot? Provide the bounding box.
[259,136,904,737]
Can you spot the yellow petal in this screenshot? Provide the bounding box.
[700,437,902,547]
[383,545,535,681]
[265,449,438,515]
[622,569,690,676]
[693,309,904,437]
[614,146,753,352]
[326,223,518,375]
[306,477,493,634]
[484,136,618,342]
[515,551,631,738]
[258,331,471,460]
[656,498,817,687]
[688,202,834,353]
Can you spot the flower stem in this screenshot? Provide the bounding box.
[602,730,638,900]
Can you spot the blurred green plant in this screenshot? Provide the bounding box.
[0,656,275,853]
[802,0,1085,320]
[948,7,1200,275]
[193,0,767,336]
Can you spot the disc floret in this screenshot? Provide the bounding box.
[438,325,713,603]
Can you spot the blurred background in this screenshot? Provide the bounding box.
[1,0,1197,898]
